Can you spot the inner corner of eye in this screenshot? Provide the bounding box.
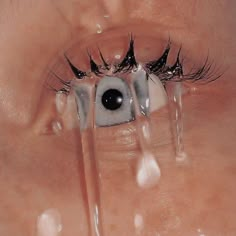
[94,71,168,128]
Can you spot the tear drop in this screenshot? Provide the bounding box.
[96,23,103,34]
[37,208,62,236]
[136,152,161,189]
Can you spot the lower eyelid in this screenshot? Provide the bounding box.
[94,105,172,161]
[96,124,139,160]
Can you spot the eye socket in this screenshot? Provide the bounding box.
[95,76,134,127]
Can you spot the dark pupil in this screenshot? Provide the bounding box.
[102,89,123,111]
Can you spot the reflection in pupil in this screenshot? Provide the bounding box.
[102,89,123,110]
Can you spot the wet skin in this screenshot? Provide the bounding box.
[0,0,236,235]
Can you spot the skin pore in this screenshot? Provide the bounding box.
[0,0,236,235]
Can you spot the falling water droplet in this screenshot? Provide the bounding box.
[114,54,121,60]
[136,152,161,189]
[166,82,188,163]
[96,23,103,34]
[73,80,104,236]
[128,68,161,189]
[172,83,187,163]
[51,120,63,134]
[37,209,62,236]
[197,228,206,236]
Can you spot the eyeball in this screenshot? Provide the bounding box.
[94,67,168,127]
[95,76,134,127]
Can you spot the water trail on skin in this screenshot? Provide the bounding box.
[129,67,161,189]
[166,82,187,163]
[72,80,104,236]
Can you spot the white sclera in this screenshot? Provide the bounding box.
[148,73,168,112]
[130,65,168,115]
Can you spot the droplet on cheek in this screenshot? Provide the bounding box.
[134,213,144,233]
[136,152,161,189]
[54,92,79,131]
[96,23,103,34]
[55,92,68,115]
[37,209,62,236]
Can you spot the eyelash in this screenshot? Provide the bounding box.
[48,35,222,94]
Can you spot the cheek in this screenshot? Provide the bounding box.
[1,75,236,236]
[93,75,236,234]
[0,129,91,236]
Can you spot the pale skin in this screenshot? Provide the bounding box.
[0,0,236,235]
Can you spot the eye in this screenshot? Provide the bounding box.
[50,36,219,131]
[95,76,134,127]
[95,67,167,127]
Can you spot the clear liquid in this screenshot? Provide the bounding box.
[129,73,161,189]
[73,81,103,236]
[167,82,187,163]
[37,209,62,236]
[96,23,103,34]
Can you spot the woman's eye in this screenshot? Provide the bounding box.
[47,35,219,131]
[95,76,134,127]
[95,70,167,127]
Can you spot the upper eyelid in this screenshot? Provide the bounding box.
[48,35,222,94]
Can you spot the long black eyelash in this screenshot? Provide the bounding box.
[168,47,183,76]
[45,82,71,95]
[181,56,223,83]
[113,34,138,73]
[51,71,71,88]
[52,36,222,94]
[146,45,222,84]
[64,54,87,79]
[153,47,183,83]
[98,48,110,70]
[88,51,103,76]
[145,40,171,75]
[45,71,71,94]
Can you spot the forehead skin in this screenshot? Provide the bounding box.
[0,1,236,236]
